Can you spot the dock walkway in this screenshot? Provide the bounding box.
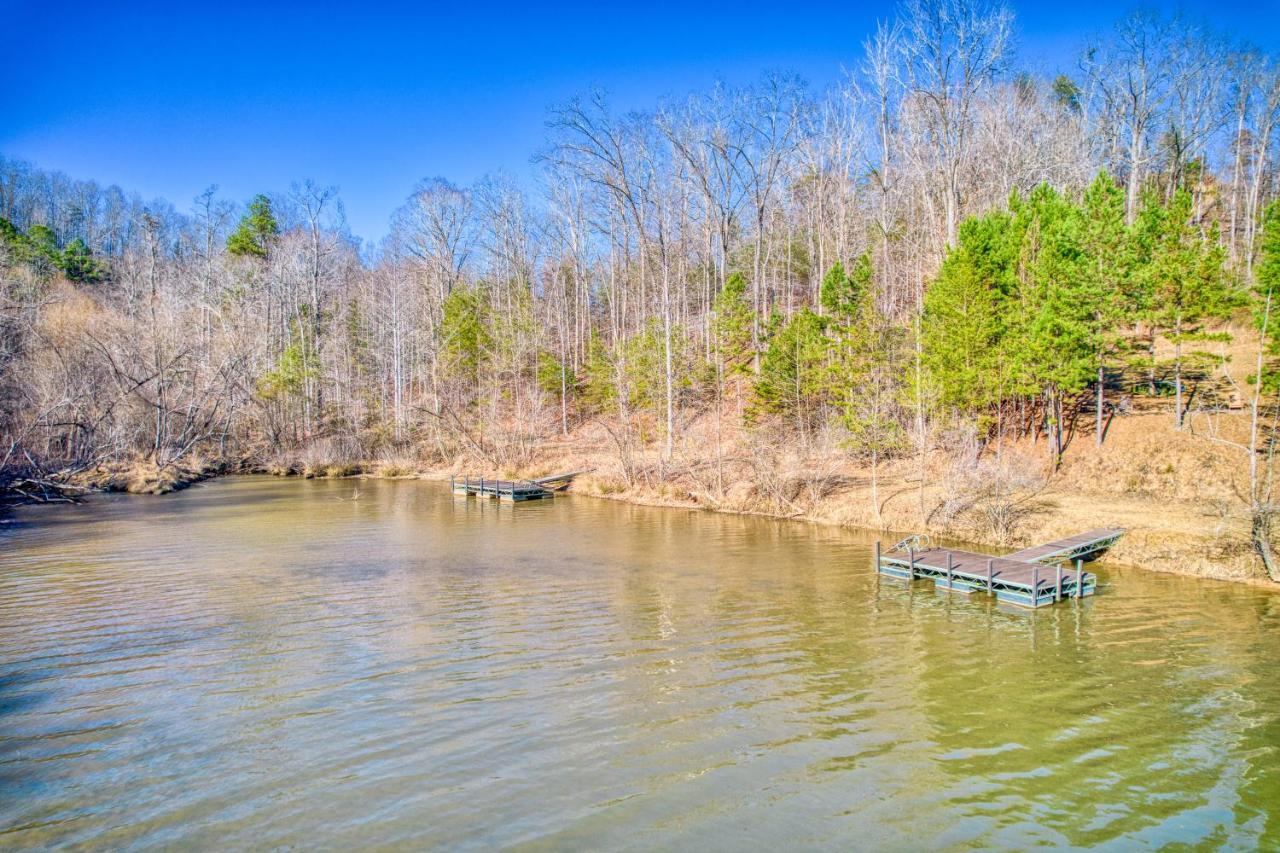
[452,476,553,502]
[1001,528,1125,564]
[451,470,589,502]
[877,528,1124,608]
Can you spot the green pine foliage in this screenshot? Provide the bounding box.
[922,209,1020,418]
[1255,201,1280,393]
[713,271,753,374]
[0,217,109,283]
[439,286,491,386]
[257,320,319,401]
[751,308,829,427]
[536,351,569,399]
[831,255,906,467]
[1079,174,1132,368]
[622,318,667,413]
[60,238,108,283]
[581,333,619,414]
[226,194,280,259]
[1132,188,1237,424]
[1010,183,1099,405]
[922,173,1232,444]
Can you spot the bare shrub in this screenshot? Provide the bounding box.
[931,426,1051,544]
[743,424,843,516]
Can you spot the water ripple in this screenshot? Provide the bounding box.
[1,476,1278,848]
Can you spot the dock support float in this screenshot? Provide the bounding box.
[453,474,556,501]
[876,527,1118,609]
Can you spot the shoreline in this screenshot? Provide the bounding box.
[418,472,1280,591]
[10,425,1280,592]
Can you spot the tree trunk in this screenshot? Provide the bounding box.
[1252,509,1280,583]
[1096,363,1105,447]
[1148,328,1158,396]
[1174,315,1184,429]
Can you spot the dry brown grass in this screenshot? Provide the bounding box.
[415,398,1271,585]
[80,455,219,495]
[370,459,417,478]
[72,318,1276,587]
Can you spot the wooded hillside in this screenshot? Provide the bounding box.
[4,0,1280,578]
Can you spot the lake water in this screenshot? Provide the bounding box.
[1,477,1278,849]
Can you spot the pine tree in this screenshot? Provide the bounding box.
[1079,172,1131,445]
[580,333,618,415]
[830,254,904,519]
[1010,183,1099,465]
[751,309,829,438]
[713,271,753,374]
[25,224,62,277]
[61,238,107,284]
[922,210,1019,421]
[1255,201,1280,393]
[713,270,755,423]
[821,255,873,422]
[226,194,280,259]
[1134,189,1235,428]
[439,285,491,390]
[819,256,870,319]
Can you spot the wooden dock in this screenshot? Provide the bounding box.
[1001,528,1125,564]
[876,528,1124,608]
[450,470,589,502]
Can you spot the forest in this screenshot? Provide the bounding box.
[3,0,1280,578]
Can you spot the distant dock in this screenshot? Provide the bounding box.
[450,470,589,502]
[876,528,1124,608]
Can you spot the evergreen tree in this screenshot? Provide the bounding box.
[580,333,619,415]
[922,210,1019,420]
[752,308,829,437]
[821,255,873,417]
[1255,201,1280,393]
[226,194,280,259]
[624,320,664,413]
[439,285,491,389]
[830,254,904,518]
[1009,184,1097,465]
[1133,189,1235,428]
[257,318,320,401]
[819,256,871,319]
[25,224,62,276]
[713,271,753,374]
[1079,172,1131,445]
[713,270,755,420]
[60,238,108,284]
[1052,74,1082,112]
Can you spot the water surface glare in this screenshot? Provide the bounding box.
[2,477,1279,849]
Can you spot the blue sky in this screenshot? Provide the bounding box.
[3,1,1279,245]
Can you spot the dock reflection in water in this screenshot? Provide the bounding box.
[1,477,1278,848]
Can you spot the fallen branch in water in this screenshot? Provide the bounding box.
[4,477,87,504]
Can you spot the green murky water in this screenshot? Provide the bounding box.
[1,477,1278,849]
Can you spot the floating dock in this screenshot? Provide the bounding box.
[452,476,553,501]
[876,528,1124,608]
[451,470,590,502]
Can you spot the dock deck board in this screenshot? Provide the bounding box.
[1001,528,1125,565]
[882,548,1087,590]
[876,527,1123,608]
[451,476,554,501]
